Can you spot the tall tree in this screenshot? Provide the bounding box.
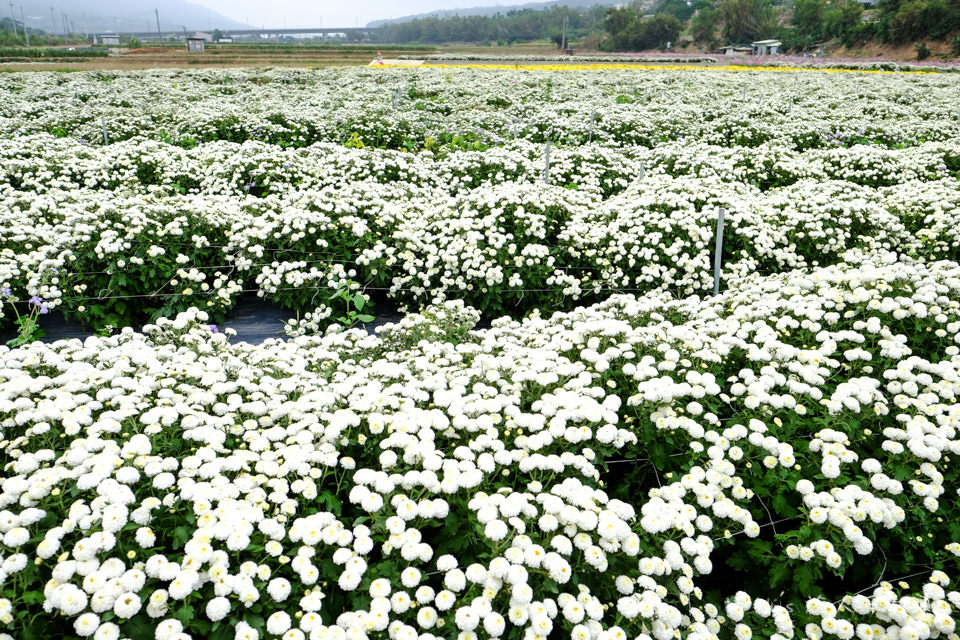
[691,5,721,43]
[718,0,779,41]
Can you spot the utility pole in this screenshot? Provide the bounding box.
[49,5,56,35]
[182,25,188,42]
[561,15,568,51]
[82,12,88,39]
[8,2,18,37]
[155,8,162,44]
[20,6,28,44]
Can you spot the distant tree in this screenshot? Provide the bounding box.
[602,7,683,50]
[644,13,684,47]
[212,29,223,42]
[823,0,865,46]
[791,0,826,39]
[603,5,637,49]
[659,0,707,22]
[691,5,721,43]
[718,0,778,41]
[875,0,960,43]
[375,4,608,45]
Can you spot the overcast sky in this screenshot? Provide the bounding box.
[188,0,516,28]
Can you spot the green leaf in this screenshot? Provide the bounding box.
[357,314,375,323]
[174,605,195,627]
[320,491,342,516]
[772,494,796,517]
[172,525,191,549]
[769,560,792,588]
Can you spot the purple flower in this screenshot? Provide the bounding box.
[39,304,49,315]
[0,286,10,297]
[209,324,219,334]
[28,295,42,306]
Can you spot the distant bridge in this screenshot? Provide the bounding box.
[123,27,381,40]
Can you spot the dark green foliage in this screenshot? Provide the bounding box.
[659,0,711,22]
[377,5,609,45]
[785,0,869,50]
[873,0,960,44]
[719,0,779,42]
[601,6,684,50]
[691,5,722,44]
[0,47,107,59]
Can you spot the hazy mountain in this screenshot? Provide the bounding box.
[19,0,249,35]
[368,0,624,26]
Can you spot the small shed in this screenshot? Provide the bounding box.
[186,38,205,53]
[98,34,121,46]
[752,39,782,55]
[719,45,752,55]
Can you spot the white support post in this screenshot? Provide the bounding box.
[713,207,725,295]
[543,143,551,185]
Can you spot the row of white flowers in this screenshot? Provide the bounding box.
[0,250,959,640]
[1,136,958,199]
[2,165,958,330]
[1,68,959,151]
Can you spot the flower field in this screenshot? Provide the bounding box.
[1,66,960,640]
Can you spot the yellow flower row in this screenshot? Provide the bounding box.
[373,62,934,75]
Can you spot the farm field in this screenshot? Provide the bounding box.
[0,65,959,640]
[0,44,441,72]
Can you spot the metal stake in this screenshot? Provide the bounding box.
[101,116,108,145]
[543,142,551,185]
[713,207,725,295]
[588,110,595,143]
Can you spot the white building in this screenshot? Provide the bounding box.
[752,39,782,55]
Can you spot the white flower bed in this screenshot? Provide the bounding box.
[1,253,960,640]
[1,66,960,640]
[1,136,959,332]
[2,68,960,151]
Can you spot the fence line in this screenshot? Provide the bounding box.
[2,282,701,306]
